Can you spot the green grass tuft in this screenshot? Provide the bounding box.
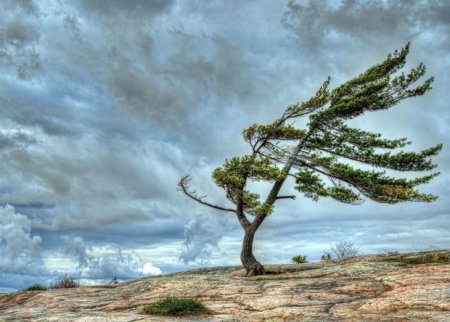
[23,283,47,291]
[142,296,210,316]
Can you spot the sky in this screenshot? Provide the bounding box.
[0,0,449,291]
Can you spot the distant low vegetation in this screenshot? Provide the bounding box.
[142,296,211,316]
[49,275,79,289]
[380,251,450,264]
[291,255,308,264]
[292,243,448,265]
[321,253,332,261]
[292,241,358,264]
[22,275,79,292]
[22,284,47,291]
[330,241,359,260]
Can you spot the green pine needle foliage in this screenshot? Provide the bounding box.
[210,43,440,211]
[180,43,441,225]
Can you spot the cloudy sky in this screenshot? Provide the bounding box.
[0,0,449,291]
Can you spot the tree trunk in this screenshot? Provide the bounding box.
[240,228,265,276]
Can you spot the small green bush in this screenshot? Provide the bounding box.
[23,283,47,291]
[49,274,79,289]
[142,297,209,316]
[291,255,308,264]
[321,253,332,261]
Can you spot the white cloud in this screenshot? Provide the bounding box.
[0,204,44,275]
[141,262,162,275]
[0,204,49,290]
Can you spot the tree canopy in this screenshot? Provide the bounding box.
[179,43,441,276]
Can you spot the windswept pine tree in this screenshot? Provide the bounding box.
[178,44,442,276]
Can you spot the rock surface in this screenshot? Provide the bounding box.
[1,250,449,321]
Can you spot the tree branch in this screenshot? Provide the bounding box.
[178,175,236,213]
[294,158,367,198]
[276,195,296,200]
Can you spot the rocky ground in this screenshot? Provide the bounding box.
[1,250,449,321]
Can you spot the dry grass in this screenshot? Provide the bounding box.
[380,251,450,264]
[49,275,80,289]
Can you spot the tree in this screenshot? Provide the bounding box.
[330,241,359,260]
[178,44,442,276]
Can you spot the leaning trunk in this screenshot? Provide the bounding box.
[240,228,265,276]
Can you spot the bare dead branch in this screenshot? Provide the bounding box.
[178,175,236,213]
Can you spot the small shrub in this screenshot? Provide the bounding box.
[49,274,79,289]
[330,241,359,260]
[398,252,447,264]
[291,255,308,264]
[321,253,332,261]
[23,283,47,291]
[142,297,209,316]
[379,249,399,257]
[379,251,450,264]
[386,251,399,256]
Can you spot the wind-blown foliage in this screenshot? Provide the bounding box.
[179,43,441,276]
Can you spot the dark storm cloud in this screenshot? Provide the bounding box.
[77,0,174,17]
[62,236,161,280]
[283,0,450,51]
[2,0,38,14]
[0,0,42,79]
[5,110,78,137]
[36,219,186,256]
[0,139,187,229]
[0,131,36,149]
[28,0,271,156]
